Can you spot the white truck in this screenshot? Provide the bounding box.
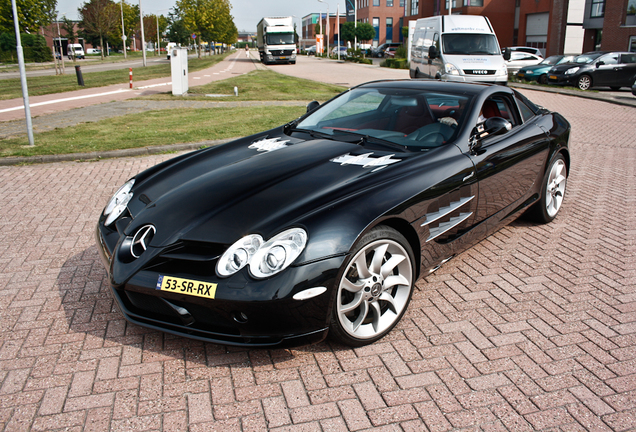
[256,17,297,65]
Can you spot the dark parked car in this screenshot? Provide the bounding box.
[547,51,636,90]
[97,80,570,348]
[305,45,316,55]
[517,55,574,84]
[373,42,401,58]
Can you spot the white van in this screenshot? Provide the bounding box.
[409,15,508,84]
[68,43,85,59]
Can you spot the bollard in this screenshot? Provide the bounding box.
[75,65,85,86]
[234,86,238,96]
[129,68,133,89]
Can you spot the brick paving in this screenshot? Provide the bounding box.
[0,90,635,431]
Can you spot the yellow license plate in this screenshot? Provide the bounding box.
[156,275,217,299]
[549,75,557,80]
[279,56,286,59]
[517,73,524,77]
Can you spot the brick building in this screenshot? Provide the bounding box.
[403,0,588,56]
[582,0,636,52]
[352,0,406,47]
[301,12,347,49]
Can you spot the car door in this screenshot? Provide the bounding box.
[592,53,620,87]
[617,53,636,86]
[469,93,551,232]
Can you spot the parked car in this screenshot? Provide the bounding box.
[305,45,316,55]
[96,80,570,348]
[384,47,398,58]
[331,46,348,58]
[373,42,401,58]
[505,51,543,75]
[86,48,102,55]
[547,51,636,90]
[517,55,575,84]
[502,46,543,58]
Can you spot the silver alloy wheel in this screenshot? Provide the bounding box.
[578,75,591,90]
[545,158,567,218]
[336,238,413,340]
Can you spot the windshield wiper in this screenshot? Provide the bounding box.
[331,129,407,151]
[287,127,333,140]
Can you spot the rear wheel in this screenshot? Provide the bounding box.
[577,74,592,90]
[329,226,415,347]
[527,154,567,223]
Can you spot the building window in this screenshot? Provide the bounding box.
[387,0,393,6]
[627,0,636,25]
[400,0,405,6]
[373,17,380,41]
[411,0,419,15]
[463,0,483,5]
[386,17,393,43]
[373,0,380,6]
[629,36,636,52]
[445,0,457,9]
[590,0,605,18]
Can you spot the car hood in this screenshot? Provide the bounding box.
[519,64,550,72]
[548,62,588,73]
[125,134,409,247]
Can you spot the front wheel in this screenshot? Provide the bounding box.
[577,74,592,90]
[528,154,567,223]
[538,74,548,84]
[329,226,415,347]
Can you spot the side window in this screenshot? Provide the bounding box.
[516,98,535,122]
[600,54,619,65]
[479,96,519,127]
[620,53,636,64]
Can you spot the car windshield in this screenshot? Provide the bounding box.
[540,55,563,65]
[573,53,603,64]
[294,87,472,150]
[266,33,295,45]
[442,34,499,55]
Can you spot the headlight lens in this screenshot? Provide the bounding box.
[103,179,135,226]
[250,228,308,279]
[445,63,459,75]
[216,234,263,277]
[565,67,579,75]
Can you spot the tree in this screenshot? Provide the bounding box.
[79,0,119,60]
[176,0,237,57]
[61,16,77,62]
[355,23,375,45]
[340,22,356,44]
[0,0,56,34]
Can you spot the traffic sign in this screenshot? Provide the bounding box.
[191,33,197,39]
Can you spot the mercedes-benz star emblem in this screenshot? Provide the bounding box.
[131,225,156,258]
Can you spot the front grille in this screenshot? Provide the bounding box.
[463,69,496,75]
[272,50,293,56]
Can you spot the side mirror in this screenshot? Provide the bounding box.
[306,100,320,113]
[596,61,604,67]
[483,117,512,137]
[428,45,438,59]
[502,48,511,61]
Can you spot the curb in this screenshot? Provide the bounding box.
[0,138,235,167]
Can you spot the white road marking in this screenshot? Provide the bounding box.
[0,88,129,113]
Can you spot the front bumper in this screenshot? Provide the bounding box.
[547,73,576,86]
[443,73,508,85]
[96,223,344,348]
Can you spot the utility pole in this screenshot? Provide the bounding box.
[10,0,34,146]
[56,15,65,73]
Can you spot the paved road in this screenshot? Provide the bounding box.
[1,89,635,430]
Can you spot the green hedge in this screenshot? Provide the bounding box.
[0,33,52,63]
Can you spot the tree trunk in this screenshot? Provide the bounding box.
[100,35,104,60]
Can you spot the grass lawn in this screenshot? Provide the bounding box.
[0,106,306,158]
[0,52,232,101]
[139,70,345,102]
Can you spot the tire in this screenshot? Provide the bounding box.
[527,154,567,224]
[409,68,416,78]
[577,74,592,91]
[538,74,548,85]
[329,226,415,347]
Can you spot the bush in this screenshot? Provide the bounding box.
[0,32,52,63]
[381,58,409,69]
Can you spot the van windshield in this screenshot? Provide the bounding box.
[442,34,499,55]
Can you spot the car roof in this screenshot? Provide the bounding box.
[355,79,513,97]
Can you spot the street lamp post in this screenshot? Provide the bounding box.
[120,0,127,59]
[10,0,34,146]
[139,0,147,66]
[318,0,329,55]
[56,13,65,74]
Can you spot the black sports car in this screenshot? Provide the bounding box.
[96,80,570,348]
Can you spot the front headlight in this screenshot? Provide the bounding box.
[103,179,135,226]
[250,228,308,279]
[444,63,460,75]
[565,67,579,75]
[216,234,263,277]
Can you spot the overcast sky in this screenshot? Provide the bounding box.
[56,0,347,32]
